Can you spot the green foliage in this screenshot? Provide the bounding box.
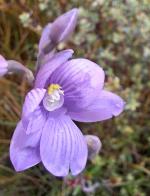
[0,0,149,195]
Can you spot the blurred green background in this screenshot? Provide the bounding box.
[0,0,150,195]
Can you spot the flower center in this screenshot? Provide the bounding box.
[43,84,64,111]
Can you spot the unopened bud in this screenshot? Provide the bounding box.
[0,55,8,77]
[85,135,102,160]
[7,60,34,85]
[37,9,78,69]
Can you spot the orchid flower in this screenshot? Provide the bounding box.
[10,48,125,176]
[0,8,125,177]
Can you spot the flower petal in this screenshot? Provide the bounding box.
[0,55,8,76]
[34,49,74,88]
[40,113,87,177]
[69,90,125,122]
[10,121,41,171]
[25,106,47,134]
[22,88,46,119]
[49,58,105,109]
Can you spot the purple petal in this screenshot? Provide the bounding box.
[49,58,105,109]
[0,55,8,76]
[69,90,125,122]
[34,49,74,88]
[40,113,87,177]
[25,106,47,134]
[10,121,41,171]
[22,88,46,119]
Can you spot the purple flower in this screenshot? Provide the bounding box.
[10,49,125,177]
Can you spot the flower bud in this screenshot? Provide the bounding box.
[85,135,102,160]
[37,8,78,69]
[0,55,8,77]
[7,60,34,84]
